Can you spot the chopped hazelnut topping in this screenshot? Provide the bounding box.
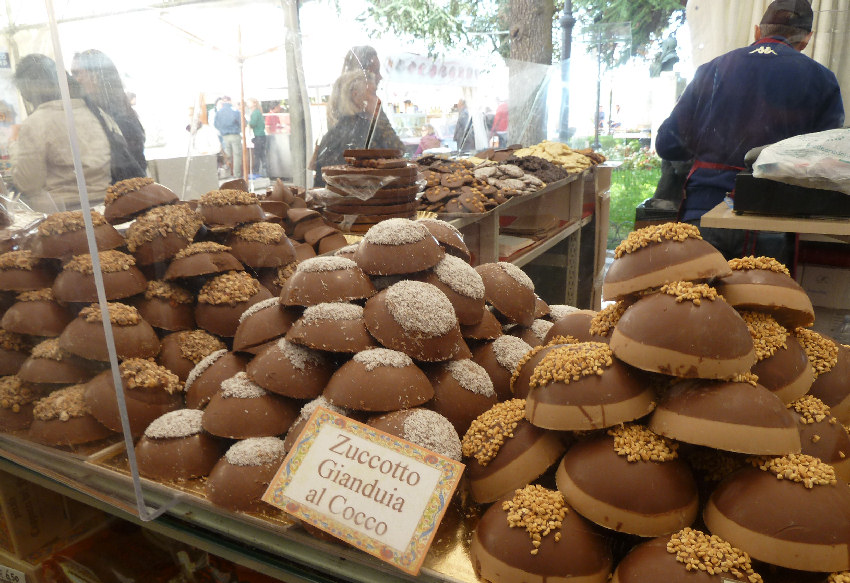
[684,447,746,483]
[510,344,547,393]
[0,376,39,411]
[30,338,69,361]
[144,280,194,304]
[608,423,678,462]
[461,399,526,466]
[728,371,759,386]
[614,222,702,258]
[666,528,762,582]
[233,222,285,244]
[126,204,202,252]
[38,211,107,236]
[741,311,788,361]
[120,358,181,394]
[529,342,613,390]
[198,271,259,305]
[175,330,226,364]
[0,250,38,271]
[174,242,232,259]
[105,177,155,204]
[199,189,258,206]
[788,394,832,425]
[274,261,299,287]
[17,288,54,302]
[728,255,790,276]
[502,485,568,554]
[79,302,141,326]
[589,302,627,337]
[32,385,90,421]
[64,249,136,274]
[753,453,836,488]
[796,328,839,378]
[830,572,850,583]
[660,281,720,305]
[0,330,27,352]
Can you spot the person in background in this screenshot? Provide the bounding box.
[490,100,508,147]
[453,98,474,153]
[9,53,111,213]
[311,46,403,186]
[245,98,266,178]
[71,49,146,173]
[655,0,844,266]
[214,95,243,178]
[415,124,441,155]
[265,103,284,134]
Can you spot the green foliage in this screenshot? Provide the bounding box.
[607,165,662,248]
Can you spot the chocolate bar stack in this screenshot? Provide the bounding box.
[320,149,422,233]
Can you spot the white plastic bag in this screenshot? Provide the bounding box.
[752,128,850,195]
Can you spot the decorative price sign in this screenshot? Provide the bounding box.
[263,407,464,575]
[0,564,24,583]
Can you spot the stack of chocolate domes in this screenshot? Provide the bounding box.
[319,149,423,233]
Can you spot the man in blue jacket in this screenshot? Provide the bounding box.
[655,0,844,264]
[214,96,243,178]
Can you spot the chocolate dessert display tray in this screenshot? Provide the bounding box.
[0,434,481,583]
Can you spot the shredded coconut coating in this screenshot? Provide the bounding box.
[529,319,553,342]
[666,528,762,582]
[353,348,413,371]
[363,218,429,245]
[296,256,356,273]
[176,330,226,364]
[510,344,548,393]
[433,255,485,299]
[754,453,836,488]
[17,288,54,302]
[301,302,363,323]
[0,250,38,271]
[30,338,68,361]
[589,302,627,337]
[495,261,535,290]
[0,330,27,352]
[275,339,324,371]
[126,204,202,251]
[38,210,107,236]
[417,217,462,237]
[184,349,227,390]
[728,255,790,276]
[502,485,568,554]
[200,189,258,206]
[80,302,141,325]
[233,222,285,244]
[608,423,678,462]
[740,311,788,361]
[144,408,204,439]
[529,342,613,390]
[198,271,260,305]
[461,399,526,466]
[0,375,38,411]
[788,394,833,425]
[105,177,156,203]
[221,371,267,399]
[548,304,579,321]
[614,222,702,258]
[660,281,721,305]
[796,327,839,378]
[295,396,348,423]
[402,409,462,461]
[445,359,495,397]
[33,385,90,421]
[120,358,182,394]
[174,242,232,259]
[238,297,280,323]
[492,335,533,373]
[225,436,286,466]
[385,280,456,336]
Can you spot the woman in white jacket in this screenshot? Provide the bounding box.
[9,54,111,213]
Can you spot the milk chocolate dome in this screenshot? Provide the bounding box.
[0,250,55,291]
[475,262,537,327]
[53,250,147,303]
[184,350,248,409]
[202,372,298,439]
[807,339,850,423]
[226,222,296,268]
[59,302,160,362]
[246,339,332,400]
[18,338,93,385]
[368,408,462,461]
[133,280,195,332]
[415,254,485,326]
[195,271,273,337]
[136,409,225,481]
[126,204,203,265]
[164,242,244,281]
[610,282,756,379]
[416,218,471,262]
[603,222,731,300]
[1,289,72,337]
[206,437,287,513]
[233,297,299,354]
[744,310,813,404]
[31,210,125,259]
[156,329,226,382]
[280,256,375,307]
[427,358,498,436]
[198,189,264,228]
[353,218,445,275]
[29,385,113,446]
[103,177,178,224]
[285,302,377,353]
[471,335,533,401]
[0,375,40,431]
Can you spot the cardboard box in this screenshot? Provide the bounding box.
[0,473,109,562]
[798,264,850,310]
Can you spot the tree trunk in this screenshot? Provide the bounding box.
[508,0,554,146]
